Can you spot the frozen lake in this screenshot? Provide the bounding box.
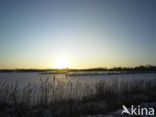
[0,72,156,87]
[0,72,156,106]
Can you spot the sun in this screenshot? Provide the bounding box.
[55,58,69,69]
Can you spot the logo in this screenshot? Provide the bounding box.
[121,105,155,116]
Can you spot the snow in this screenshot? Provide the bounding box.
[0,72,156,87]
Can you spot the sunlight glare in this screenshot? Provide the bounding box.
[55,58,69,69]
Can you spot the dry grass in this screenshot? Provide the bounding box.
[0,76,156,116]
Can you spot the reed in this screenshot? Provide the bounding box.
[0,76,155,116]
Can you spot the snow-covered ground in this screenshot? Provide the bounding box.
[0,72,156,87]
[0,72,156,117]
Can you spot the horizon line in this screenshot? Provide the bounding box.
[0,65,156,70]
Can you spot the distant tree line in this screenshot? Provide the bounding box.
[79,65,156,72]
[0,65,156,73]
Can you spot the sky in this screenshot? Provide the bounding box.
[0,0,156,69]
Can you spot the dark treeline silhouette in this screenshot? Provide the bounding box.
[0,65,156,73]
[0,69,54,73]
[82,65,156,72]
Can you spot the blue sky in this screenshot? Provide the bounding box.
[0,0,156,69]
